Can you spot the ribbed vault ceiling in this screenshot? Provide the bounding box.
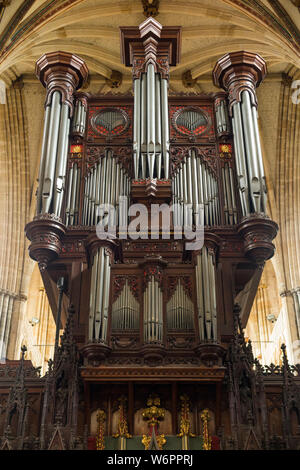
[0,0,299,86]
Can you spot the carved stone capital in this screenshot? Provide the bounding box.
[35,51,89,115]
[212,51,267,114]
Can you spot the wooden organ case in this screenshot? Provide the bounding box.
[23,18,285,450]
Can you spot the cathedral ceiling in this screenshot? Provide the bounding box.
[0,0,299,86]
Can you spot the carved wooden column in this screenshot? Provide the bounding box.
[193,233,225,366]
[25,52,88,271]
[81,234,119,364]
[139,256,167,363]
[213,52,267,216]
[213,52,278,265]
[120,17,180,200]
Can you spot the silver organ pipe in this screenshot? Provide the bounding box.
[133,70,169,180]
[133,78,141,179]
[241,90,261,213]
[141,73,147,179]
[36,105,50,214]
[143,277,163,343]
[222,162,237,225]
[161,78,169,180]
[166,281,194,330]
[52,103,70,217]
[75,152,130,227]
[41,91,62,214]
[215,97,230,136]
[195,247,217,341]
[231,91,267,215]
[37,94,87,219]
[155,73,162,179]
[72,98,87,137]
[172,152,219,227]
[147,63,156,179]
[89,247,111,342]
[251,105,267,212]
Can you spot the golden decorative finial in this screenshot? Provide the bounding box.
[200,409,212,450]
[113,395,132,439]
[177,394,195,450]
[96,409,106,450]
[142,395,166,450]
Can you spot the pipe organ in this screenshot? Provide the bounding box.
[24,19,280,450]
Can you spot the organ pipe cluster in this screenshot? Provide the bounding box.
[80,152,130,226]
[221,162,238,225]
[215,97,230,136]
[195,246,217,340]
[166,281,194,330]
[231,90,267,215]
[111,280,139,330]
[143,277,163,343]
[133,65,169,180]
[65,162,81,225]
[89,247,111,341]
[71,98,87,136]
[37,91,71,216]
[172,150,220,227]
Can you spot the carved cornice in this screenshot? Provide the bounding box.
[25,215,66,271]
[120,19,181,79]
[212,51,267,114]
[35,51,89,114]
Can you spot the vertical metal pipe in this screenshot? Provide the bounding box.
[161,78,169,179]
[101,252,110,341]
[65,165,73,225]
[42,91,62,213]
[155,73,162,179]
[70,163,78,225]
[147,64,156,178]
[141,73,147,179]
[37,105,51,213]
[251,105,267,212]
[241,91,261,212]
[89,250,98,340]
[95,248,104,339]
[133,78,141,179]
[202,247,212,340]
[196,256,205,340]
[53,103,70,217]
[232,104,249,215]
